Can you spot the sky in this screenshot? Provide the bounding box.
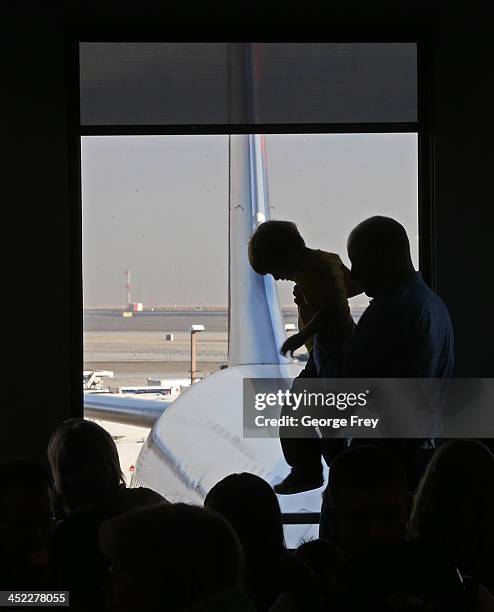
[82,133,418,308]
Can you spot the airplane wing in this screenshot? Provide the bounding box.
[84,393,168,427]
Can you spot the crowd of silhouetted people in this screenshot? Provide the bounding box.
[1,418,493,611]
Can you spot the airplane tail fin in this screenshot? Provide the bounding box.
[228,134,290,367]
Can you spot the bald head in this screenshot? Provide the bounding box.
[347,216,415,297]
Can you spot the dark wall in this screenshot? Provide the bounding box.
[4,2,491,464]
[433,12,492,376]
[6,6,74,467]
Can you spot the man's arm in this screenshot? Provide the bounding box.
[341,262,363,298]
[323,299,405,378]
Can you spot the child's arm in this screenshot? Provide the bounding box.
[281,304,331,356]
[297,305,329,341]
[281,300,355,356]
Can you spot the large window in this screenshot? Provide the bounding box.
[79,41,421,539]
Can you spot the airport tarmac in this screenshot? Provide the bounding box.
[84,330,228,387]
[83,322,229,486]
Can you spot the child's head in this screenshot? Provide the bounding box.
[248,220,305,279]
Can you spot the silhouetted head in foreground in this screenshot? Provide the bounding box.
[205,473,318,611]
[205,472,285,561]
[248,220,306,280]
[411,439,494,586]
[322,445,409,559]
[99,503,244,610]
[48,418,125,515]
[347,216,415,297]
[50,487,166,606]
[0,460,55,587]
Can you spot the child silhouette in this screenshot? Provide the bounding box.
[248,220,360,370]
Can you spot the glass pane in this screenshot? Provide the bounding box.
[81,133,418,509]
[82,135,229,480]
[80,43,417,126]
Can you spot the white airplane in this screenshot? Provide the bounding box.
[84,133,327,543]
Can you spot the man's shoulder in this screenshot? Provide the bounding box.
[361,275,452,329]
[401,275,452,321]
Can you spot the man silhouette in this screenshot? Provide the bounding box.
[331,216,454,379]
[275,216,454,495]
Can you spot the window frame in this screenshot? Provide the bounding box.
[67,27,433,525]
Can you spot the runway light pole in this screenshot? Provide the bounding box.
[190,324,205,384]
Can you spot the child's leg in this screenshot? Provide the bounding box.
[312,333,329,376]
[275,352,324,494]
[313,332,349,465]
